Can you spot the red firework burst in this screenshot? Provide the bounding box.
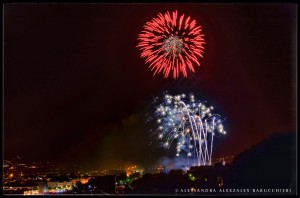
[137,10,205,79]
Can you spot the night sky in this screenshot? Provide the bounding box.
[4,4,296,170]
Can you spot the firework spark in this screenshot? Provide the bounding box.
[137,10,205,79]
[153,93,226,167]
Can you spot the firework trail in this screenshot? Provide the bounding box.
[137,10,205,79]
[153,93,226,167]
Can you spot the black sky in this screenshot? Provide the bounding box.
[4,4,296,170]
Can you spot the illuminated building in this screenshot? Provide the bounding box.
[38,182,47,194]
